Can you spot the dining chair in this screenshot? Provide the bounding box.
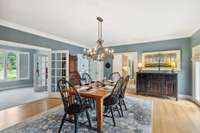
[108,72,121,82]
[57,79,92,133]
[118,75,130,117]
[81,73,96,109]
[69,71,82,86]
[81,73,93,85]
[103,77,124,126]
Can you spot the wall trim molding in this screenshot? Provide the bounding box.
[0,40,51,51]
[0,19,88,48]
[0,84,33,91]
[190,25,200,37]
[178,94,200,106]
[0,19,195,48]
[105,35,191,47]
[178,94,193,100]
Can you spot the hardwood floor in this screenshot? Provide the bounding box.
[0,98,61,130]
[0,95,200,133]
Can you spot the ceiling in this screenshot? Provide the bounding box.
[0,0,200,48]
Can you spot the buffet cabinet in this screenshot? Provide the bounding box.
[136,72,178,100]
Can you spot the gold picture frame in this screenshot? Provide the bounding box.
[142,50,181,71]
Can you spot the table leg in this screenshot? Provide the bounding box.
[96,98,103,133]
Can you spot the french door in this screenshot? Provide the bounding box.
[49,50,69,98]
[34,54,48,92]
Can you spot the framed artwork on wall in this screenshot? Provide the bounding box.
[142,50,181,71]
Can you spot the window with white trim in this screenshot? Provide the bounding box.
[0,49,30,81]
[0,51,5,80]
[19,52,30,79]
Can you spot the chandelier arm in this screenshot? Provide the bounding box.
[83,17,114,61]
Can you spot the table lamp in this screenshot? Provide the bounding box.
[171,61,176,72]
[138,63,143,72]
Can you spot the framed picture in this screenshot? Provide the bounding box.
[142,50,181,71]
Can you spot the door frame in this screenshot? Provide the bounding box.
[113,52,138,78]
[192,45,200,104]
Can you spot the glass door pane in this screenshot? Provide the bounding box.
[49,51,69,97]
[34,54,48,92]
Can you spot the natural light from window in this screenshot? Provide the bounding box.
[7,52,17,80]
[0,52,4,80]
[0,50,30,81]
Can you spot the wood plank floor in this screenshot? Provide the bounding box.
[0,95,200,133]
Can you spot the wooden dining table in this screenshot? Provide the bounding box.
[76,84,112,133]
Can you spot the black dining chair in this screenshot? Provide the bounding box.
[69,71,82,86]
[108,72,121,82]
[103,77,124,126]
[119,75,130,117]
[81,73,93,85]
[81,73,96,109]
[57,79,92,133]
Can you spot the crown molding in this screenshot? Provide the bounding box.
[0,40,51,51]
[104,34,191,47]
[189,25,200,37]
[0,19,88,48]
[1,19,199,48]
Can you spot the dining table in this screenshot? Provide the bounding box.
[76,81,114,133]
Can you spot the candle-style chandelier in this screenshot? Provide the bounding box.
[83,17,114,61]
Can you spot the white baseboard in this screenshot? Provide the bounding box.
[178,94,193,100]
[0,84,33,91]
[178,94,200,106]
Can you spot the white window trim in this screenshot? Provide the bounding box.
[18,52,30,80]
[0,49,30,82]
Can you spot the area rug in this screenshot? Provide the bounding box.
[1,96,153,133]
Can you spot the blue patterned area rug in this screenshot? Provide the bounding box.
[1,96,153,133]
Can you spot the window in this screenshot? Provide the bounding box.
[0,50,30,81]
[7,52,17,80]
[0,52,5,80]
[19,53,30,79]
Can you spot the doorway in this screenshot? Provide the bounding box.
[192,45,200,103]
[194,62,200,102]
[34,54,48,92]
[112,52,138,93]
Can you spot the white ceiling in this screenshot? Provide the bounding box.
[0,0,200,48]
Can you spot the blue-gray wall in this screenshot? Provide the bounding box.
[0,26,83,55]
[106,38,192,95]
[191,29,200,47]
[0,26,84,90]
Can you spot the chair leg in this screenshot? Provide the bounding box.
[119,100,124,117]
[86,110,92,128]
[122,99,127,111]
[115,105,121,117]
[92,99,96,109]
[110,106,116,126]
[74,114,79,133]
[58,113,67,133]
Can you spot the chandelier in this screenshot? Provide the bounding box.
[83,17,114,61]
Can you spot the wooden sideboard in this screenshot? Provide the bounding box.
[136,72,178,100]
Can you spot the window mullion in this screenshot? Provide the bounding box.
[17,52,19,80]
[4,52,7,80]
